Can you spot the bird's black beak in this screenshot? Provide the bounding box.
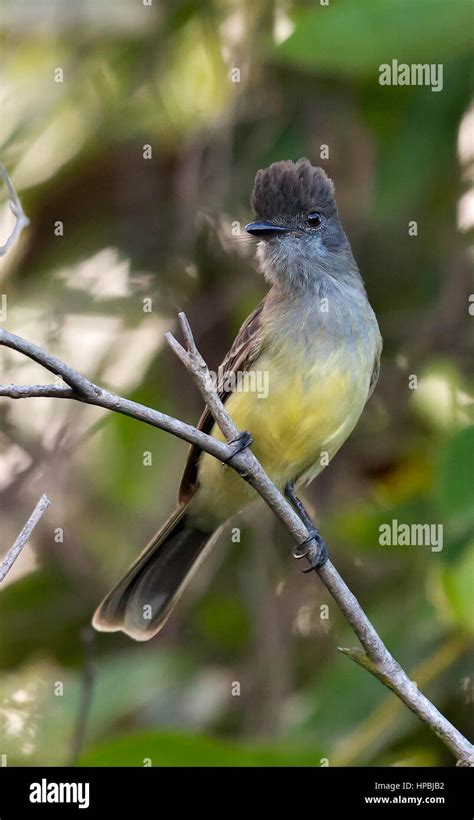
[245,221,290,238]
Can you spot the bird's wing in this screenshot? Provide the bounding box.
[178,299,266,503]
[368,336,383,399]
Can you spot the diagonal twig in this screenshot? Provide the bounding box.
[1,323,473,764]
[0,494,51,582]
[0,175,472,765]
[166,313,474,766]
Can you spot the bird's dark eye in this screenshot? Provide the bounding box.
[306,211,322,229]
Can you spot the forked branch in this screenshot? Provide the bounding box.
[0,162,30,257]
[0,163,472,765]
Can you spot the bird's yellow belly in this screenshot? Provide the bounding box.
[188,347,371,530]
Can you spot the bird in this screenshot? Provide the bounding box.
[93,158,382,641]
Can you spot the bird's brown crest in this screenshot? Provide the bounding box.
[251,158,336,221]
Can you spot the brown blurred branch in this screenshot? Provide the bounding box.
[69,627,96,766]
[0,162,30,256]
[0,166,472,766]
[0,494,51,582]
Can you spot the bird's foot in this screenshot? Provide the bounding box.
[285,481,314,532]
[293,530,329,571]
[223,430,253,464]
[285,482,329,571]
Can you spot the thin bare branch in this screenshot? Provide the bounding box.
[0,328,232,461]
[2,327,473,764]
[166,320,237,445]
[167,314,474,765]
[0,162,30,257]
[1,327,472,764]
[0,494,51,582]
[0,384,75,399]
[2,158,471,763]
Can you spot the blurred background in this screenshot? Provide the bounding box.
[0,0,473,767]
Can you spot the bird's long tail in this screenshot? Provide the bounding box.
[92,505,215,641]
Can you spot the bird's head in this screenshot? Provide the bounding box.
[246,158,355,293]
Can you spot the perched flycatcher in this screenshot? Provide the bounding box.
[93,158,382,641]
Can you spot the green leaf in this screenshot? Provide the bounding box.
[195,590,250,653]
[277,0,474,77]
[369,60,470,218]
[78,730,323,767]
[429,542,474,635]
[434,426,474,534]
[0,571,89,669]
[37,651,191,764]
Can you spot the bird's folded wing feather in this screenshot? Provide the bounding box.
[179,297,381,502]
[178,299,265,503]
[368,336,382,399]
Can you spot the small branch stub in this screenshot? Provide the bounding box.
[0,161,30,257]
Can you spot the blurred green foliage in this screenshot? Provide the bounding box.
[0,0,472,766]
[278,0,474,74]
[79,731,324,767]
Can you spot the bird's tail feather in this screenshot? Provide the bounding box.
[92,505,215,641]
